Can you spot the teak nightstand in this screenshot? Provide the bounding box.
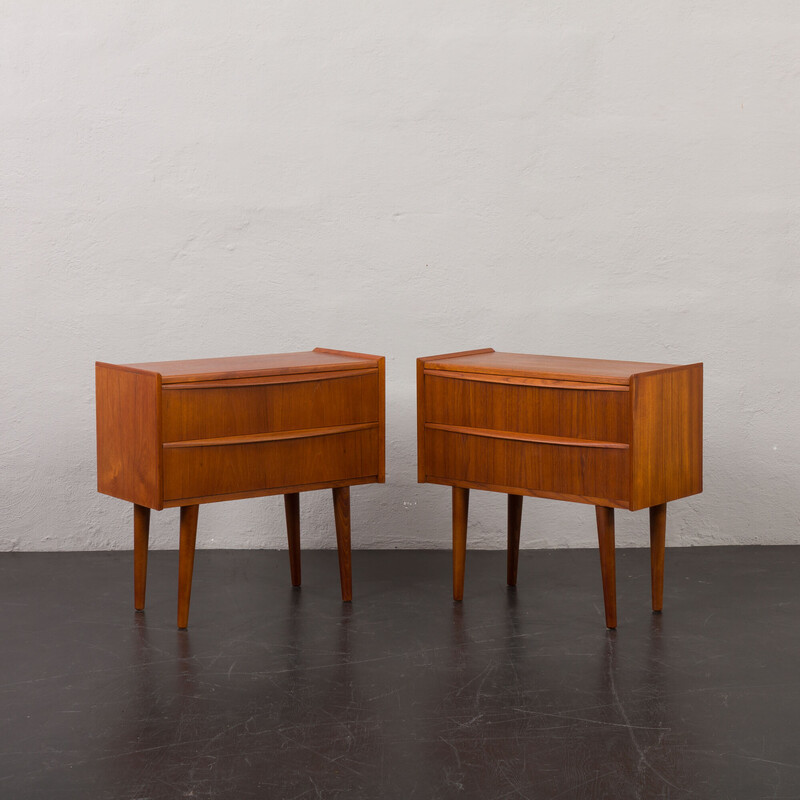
[416,349,702,628]
[96,348,385,628]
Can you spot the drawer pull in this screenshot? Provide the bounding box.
[163,368,376,390]
[423,369,629,391]
[425,423,629,450]
[164,422,378,449]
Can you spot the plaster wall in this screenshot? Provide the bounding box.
[2,2,799,552]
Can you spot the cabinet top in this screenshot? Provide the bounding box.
[99,348,382,384]
[420,349,700,385]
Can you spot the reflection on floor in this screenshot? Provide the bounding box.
[1,547,798,799]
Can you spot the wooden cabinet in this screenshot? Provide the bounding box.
[417,348,702,627]
[97,348,385,628]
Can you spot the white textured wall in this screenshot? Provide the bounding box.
[2,2,799,552]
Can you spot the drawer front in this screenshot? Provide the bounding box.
[162,372,378,443]
[424,428,630,505]
[163,428,378,501]
[424,375,630,444]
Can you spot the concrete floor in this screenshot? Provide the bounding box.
[1,546,799,799]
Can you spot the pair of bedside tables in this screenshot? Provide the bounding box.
[96,348,702,629]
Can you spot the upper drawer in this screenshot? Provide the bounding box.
[423,374,630,444]
[162,371,379,443]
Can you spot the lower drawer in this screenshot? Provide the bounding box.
[424,428,629,506]
[163,428,378,501]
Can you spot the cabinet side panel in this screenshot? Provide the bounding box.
[96,364,162,509]
[630,365,703,510]
[417,359,427,482]
[377,357,385,483]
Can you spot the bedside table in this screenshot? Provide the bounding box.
[96,348,385,628]
[416,349,702,628]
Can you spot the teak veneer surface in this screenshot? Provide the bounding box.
[119,349,380,384]
[424,374,631,444]
[161,372,379,442]
[423,350,683,385]
[417,348,703,628]
[97,349,385,510]
[95,365,162,509]
[417,349,702,511]
[162,428,379,502]
[425,427,631,507]
[96,348,385,628]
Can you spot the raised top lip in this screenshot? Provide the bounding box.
[97,348,382,384]
[420,349,700,385]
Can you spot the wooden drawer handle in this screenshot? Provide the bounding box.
[164,422,378,449]
[163,368,376,390]
[425,423,629,450]
[423,369,629,391]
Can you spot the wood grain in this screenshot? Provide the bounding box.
[452,487,469,601]
[284,493,301,587]
[98,348,385,627]
[507,494,523,587]
[162,476,378,508]
[425,423,629,450]
[630,363,703,510]
[424,374,631,443]
[376,356,386,483]
[313,346,384,361]
[177,505,199,629]
[650,503,667,612]
[416,358,428,483]
[133,504,150,610]
[420,348,495,362]
[125,350,379,384]
[332,486,352,602]
[424,476,629,509]
[96,363,163,510]
[595,506,617,629]
[422,351,678,384]
[162,428,378,502]
[162,373,378,443]
[424,369,629,391]
[417,349,702,624]
[163,368,376,390]
[163,422,377,449]
[424,427,630,508]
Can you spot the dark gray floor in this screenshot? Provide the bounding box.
[1,546,799,799]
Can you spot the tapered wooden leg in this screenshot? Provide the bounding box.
[284,492,301,587]
[650,502,667,612]
[452,487,469,601]
[332,486,352,602]
[507,494,523,586]
[133,504,150,611]
[595,506,617,629]
[177,505,199,630]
